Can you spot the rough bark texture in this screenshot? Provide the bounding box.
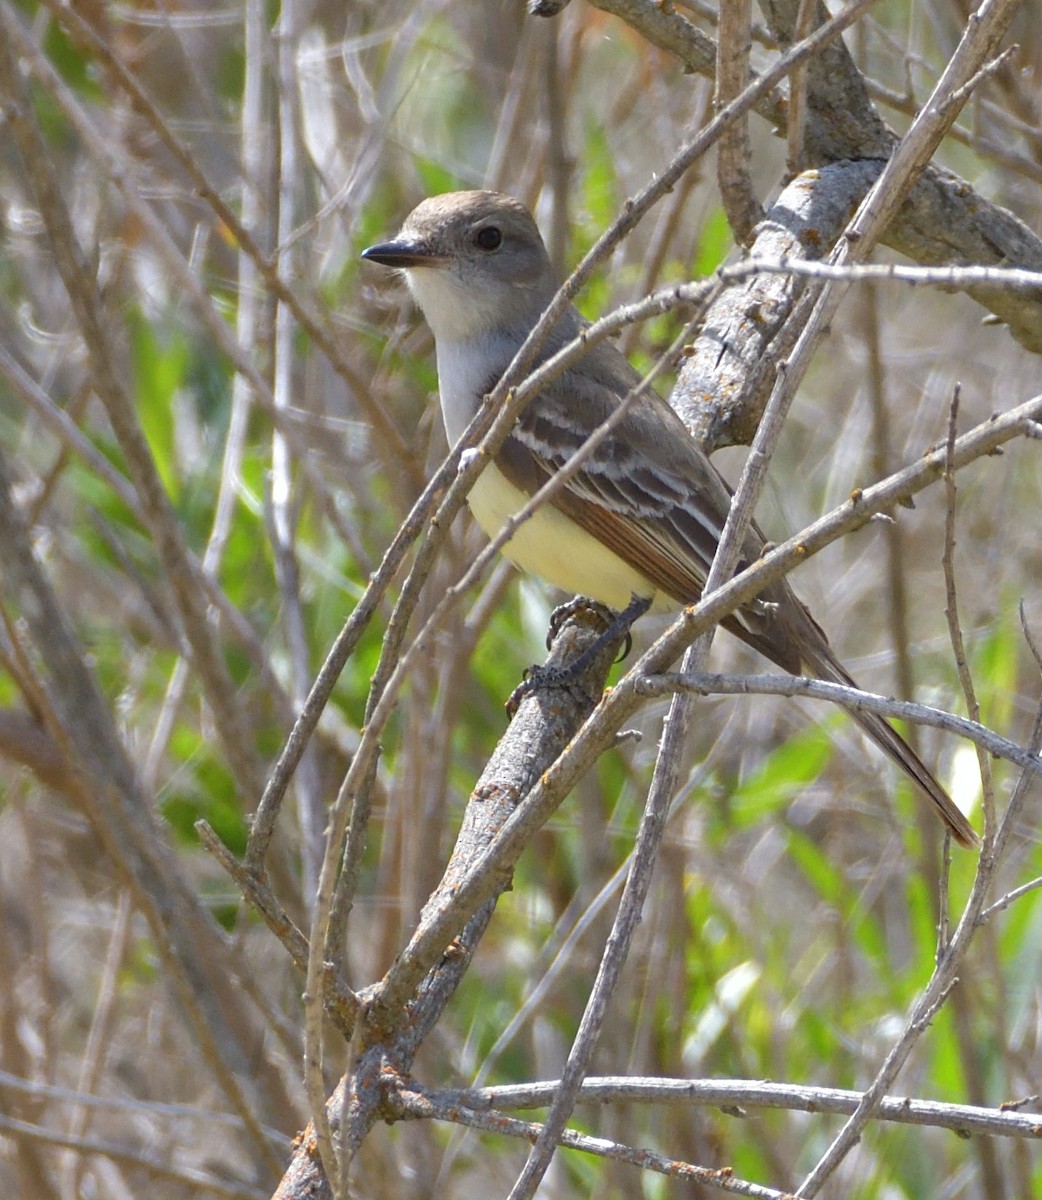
[674,160,879,450]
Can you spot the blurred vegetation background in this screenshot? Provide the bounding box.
[1,1,1041,1197]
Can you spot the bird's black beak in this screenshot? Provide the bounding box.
[361,239,447,269]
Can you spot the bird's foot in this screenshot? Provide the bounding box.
[506,594,651,716]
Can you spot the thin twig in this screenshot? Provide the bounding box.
[392,1084,788,1199]
[0,1113,267,1200]
[427,1074,1042,1139]
[635,671,1041,777]
[195,821,360,1035]
[785,0,819,177]
[716,0,761,242]
[942,384,995,834]
[982,876,1042,921]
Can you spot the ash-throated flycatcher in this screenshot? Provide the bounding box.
[362,190,977,847]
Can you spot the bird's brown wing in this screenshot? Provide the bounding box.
[500,378,722,584]
[495,368,803,670]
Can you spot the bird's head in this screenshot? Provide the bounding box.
[362,190,557,342]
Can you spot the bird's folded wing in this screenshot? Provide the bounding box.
[495,386,735,607]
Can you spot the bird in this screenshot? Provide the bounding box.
[361,190,978,847]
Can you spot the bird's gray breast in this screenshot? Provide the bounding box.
[435,332,522,445]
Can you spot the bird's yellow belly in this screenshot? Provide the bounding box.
[468,464,674,613]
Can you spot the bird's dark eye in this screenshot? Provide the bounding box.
[475,225,502,251]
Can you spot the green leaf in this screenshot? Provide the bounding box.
[786,830,847,907]
[160,726,247,854]
[414,157,467,199]
[129,313,190,500]
[972,601,1019,730]
[727,723,833,829]
[578,123,619,233]
[694,206,734,276]
[43,17,104,103]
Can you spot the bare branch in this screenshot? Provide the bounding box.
[431,1074,1042,1140]
[636,670,1042,778]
